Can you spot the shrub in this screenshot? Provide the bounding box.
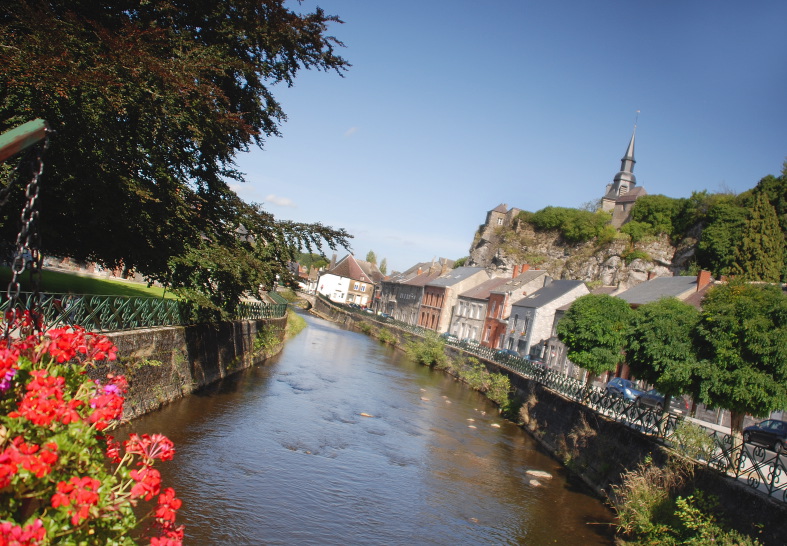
[0,314,183,544]
[529,207,612,243]
[376,328,397,345]
[405,332,448,367]
[668,420,715,461]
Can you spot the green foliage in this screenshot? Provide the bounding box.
[376,328,397,345]
[297,253,329,270]
[695,199,748,277]
[357,321,373,334]
[694,281,787,430]
[379,258,388,275]
[405,332,448,367]
[732,192,785,282]
[365,250,377,265]
[620,220,653,243]
[286,311,307,339]
[626,298,700,401]
[0,1,352,313]
[669,420,715,461]
[435,356,512,414]
[453,257,468,268]
[629,194,683,238]
[528,207,612,243]
[622,249,652,265]
[556,294,634,378]
[253,324,281,354]
[612,458,759,545]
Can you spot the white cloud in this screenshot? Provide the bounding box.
[264,194,296,207]
[344,126,359,137]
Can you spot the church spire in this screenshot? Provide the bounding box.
[620,125,636,175]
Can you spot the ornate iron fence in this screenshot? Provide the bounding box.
[321,296,787,503]
[0,292,287,333]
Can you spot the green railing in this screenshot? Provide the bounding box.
[322,295,787,504]
[0,292,287,333]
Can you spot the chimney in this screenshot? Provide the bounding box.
[521,264,530,273]
[647,271,658,281]
[511,265,519,278]
[697,270,712,291]
[329,253,337,269]
[417,267,423,275]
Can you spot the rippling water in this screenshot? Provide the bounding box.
[125,311,615,545]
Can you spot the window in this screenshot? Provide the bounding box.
[512,314,518,330]
[497,217,503,226]
[353,282,360,290]
[360,284,366,292]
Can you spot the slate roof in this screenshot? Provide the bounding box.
[458,277,510,300]
[491,203,508,213]
[616,186,647,203]
[404,269,445,287]
[681,281,716,309]
[427,267,488,288]
[490,270,549,294]
[512,280,586,309]
[615,275,700,305]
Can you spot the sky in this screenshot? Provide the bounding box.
[231,1,787,274]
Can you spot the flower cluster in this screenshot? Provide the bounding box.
[0,317,183,544]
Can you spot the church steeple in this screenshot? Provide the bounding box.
[601,122,641,213]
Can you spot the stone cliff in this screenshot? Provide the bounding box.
[467,220,700,290]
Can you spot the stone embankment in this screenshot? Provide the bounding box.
[89,317,288,420]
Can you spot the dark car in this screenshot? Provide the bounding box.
[495,348,520,359]
[636,389,666,410]
[743,419,787,453]
[605,377,644,402]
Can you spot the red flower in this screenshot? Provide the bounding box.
[9,371,84,427]
[130,466,161,501]
[154,488,182,523]
[124,434,175,463]
[0,518,46,545]
[50,476,102,526]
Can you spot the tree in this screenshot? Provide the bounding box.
[365,250,377,265]
[693,281,787,436]
[626,298,701,413]
[0,1,351,310]
[379,258,387,275]
[628,194,682,238]
[732,192,785,282]
[556,294,634,385]
[695,200,748,277]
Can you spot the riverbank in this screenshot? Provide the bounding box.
[310,297,787,546]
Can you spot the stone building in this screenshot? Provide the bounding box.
[481,267,550,349]
[601,127,647,228]
[418,267,491,333]
[448,276,510,342]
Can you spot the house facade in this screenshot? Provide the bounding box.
[316,255,383,306]
[377,259,453,321]
[503,280,589,358]
[418,267,490,333]
[481,267,549,349]
[448,276,510,342]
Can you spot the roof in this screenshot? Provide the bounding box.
[490,270,548,293]
[512,280,587,309]
[491,203,507,213]
[458,277,510,300]
[326,255,384,284]
[615,275,700,305]
[681,281,716,309]
[616,186,647,204]
[513,280,587,309]
[403,269,444,287]
[426,266,487,288]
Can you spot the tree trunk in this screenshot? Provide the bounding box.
[730,411,745,437]
[658,394,672,437]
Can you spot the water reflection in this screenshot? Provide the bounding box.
[125,311,615,544]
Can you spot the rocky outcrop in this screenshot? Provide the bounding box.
[468,223,695,291]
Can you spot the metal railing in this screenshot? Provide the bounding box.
[0,292,287,333]
[322,296,787,503]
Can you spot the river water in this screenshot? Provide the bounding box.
[126,311,615,545]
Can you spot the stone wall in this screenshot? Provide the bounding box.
[88,316,287,419]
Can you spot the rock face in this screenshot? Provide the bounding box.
[467,222,697,291]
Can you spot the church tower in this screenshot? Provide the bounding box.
[601,127,637,212]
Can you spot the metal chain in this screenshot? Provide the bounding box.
[3,137,48,340]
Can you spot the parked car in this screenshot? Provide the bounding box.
[636,389,666,410]
[743,419,787,453]
[495,348,520,359]
[605,377,644,402]
[524,356,547,371]
[440,332,458,343]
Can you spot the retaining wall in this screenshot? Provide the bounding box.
[88,316,287,420]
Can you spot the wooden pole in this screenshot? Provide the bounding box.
[0,119,48,163]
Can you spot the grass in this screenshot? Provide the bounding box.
[0,266,172,298]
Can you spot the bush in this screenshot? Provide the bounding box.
[376,328,397,345]
[0,314,183,543]
[405,332,448,367]
[528,207,611,243]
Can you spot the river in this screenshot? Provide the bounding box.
[125,310,615,545]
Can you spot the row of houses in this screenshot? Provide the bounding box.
[309,254,715,381]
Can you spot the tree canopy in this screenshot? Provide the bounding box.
[556,293,634,380]
[1,0,352,312]
[625,298,700,402]
[693,281,787,433]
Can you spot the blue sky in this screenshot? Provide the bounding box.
[232,1,787,274]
